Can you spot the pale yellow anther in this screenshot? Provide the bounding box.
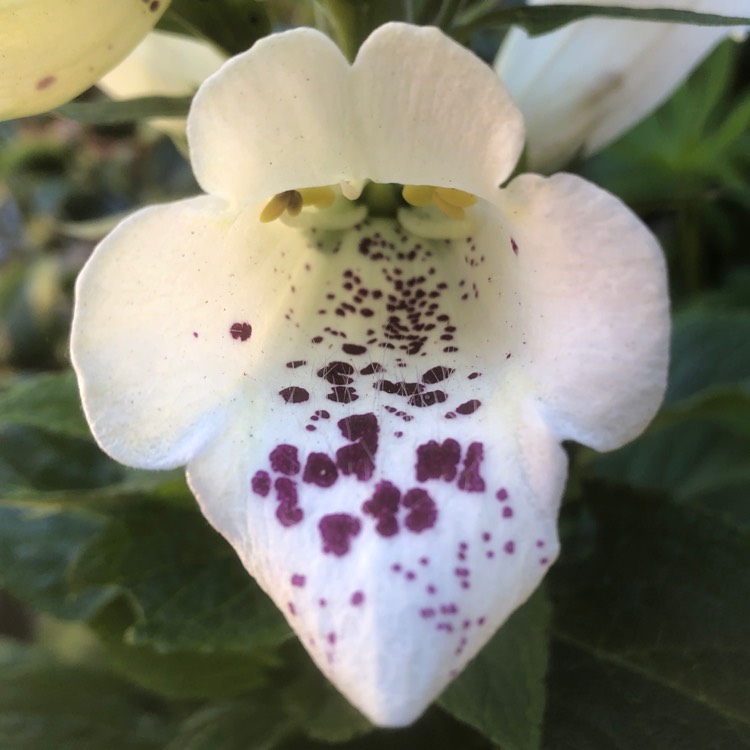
[260,186,336,223]
[402,184,477,220]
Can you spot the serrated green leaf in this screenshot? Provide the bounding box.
[439,587,551,750]
[69,500,290,653]
[0,638,173,750]
[547,484,750,746]
[0,372,90,439]
[457,4,750,37]
[55,96,192,124]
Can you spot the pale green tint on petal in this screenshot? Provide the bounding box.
[0,0,169,120]
[70,196,282,469]
[495,0,747,171]
[188,29,354,207]
[353,24,524,198]
[496,173,670,450]
[98,30,225,136]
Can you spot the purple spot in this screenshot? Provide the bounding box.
[422,366,455,384]
[303,453,338,487]
[288,602,296,615]
[36,75,56,90]
[338,413,379,452]
[279,387,309,404]
[342,343,367,355]
[317,361,354,385]
[319,513,361,556]
[458,442,486,492]
[362,481,400,537]
[391,563,402,573]
[251,470,270,497]
[286,360,307,369]
[351,591,364,606]
[336,442,375,481]
[229,322,252,341]
[496,488,509,501]
[468,372,481,380]
[319,598,327,608]
[403,488,438,533]
[192,331,198,338]
[504,540,516,554]
[454,568,470,577]
[416,438,460,482]
[419,557,429,566]
[456,399,481,415]
[536,539,545,548]
[502,506,514,519]
[360,363,384,375]
[461,581,471,589]
[291,574,306,587]
[274,477,303,527]
[276,503,303,527]
[270,444,300,476]
[420,607,436,619]
[408,390,448,408]
[327,632,337,645]
[511,238,519,255]
[327,386,358,403]
[405,571,416,581]
[482,532,492,542]
[487,550,495,559]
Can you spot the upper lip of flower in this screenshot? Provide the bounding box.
[70,22,670,727]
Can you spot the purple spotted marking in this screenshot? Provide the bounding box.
[318,361,354,385]
[482,532,492,542]
[279,386,309,404]
[504,540,516,554]
[403,488,438,533]
[286,360,307,369]
[427,584,437,595]
[328,386,358,403]
[192,331,198,338]
[422,365,455,384]
[251,470,270,497]
[496,488,509,501]
[319,598,327,608]
[291,574,306,587]
[415,438,460,482]
[36,75,56,90]
[351,591,365,606]
[274,477,303,527]
[319,513,361,556]
[406,571,416,581]
[303,452,338,487]
[288,602,296,615]
[511,238,519,255]
[441,604,458,615]
[458,442,486,492]
[419,557,429,566]
[454,567,469,577]
[502,506,514,519]
[229,321,252,341]
[362,481,400,537]
[342,343,367,355]
[456,399,481,415]
[270,444,300,476]
[360,363,384,375]
[327,632,337,645]
[409,390,447,408]
[420,607,436,619]
[540,557,549,565]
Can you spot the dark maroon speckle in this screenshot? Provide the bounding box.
[336,442,375,481]
[36,75,56,90]
[303,453,338,487]
[337,413,379,452]
[403,488,438,533]
[360,363,384,375]
[319,513,362,556]
[458,442,486,492]
[342,343,368,355]
[286,360,307,369]
[422,366,455,384]
[279,387,309,404]
[251,470,270,497]
[327,386,358,403]
[511,238,519,255]
[409,390,447,408]
[318,361,354,385]
[229,322,252,341]
[416,439,460,482]
[456,399,481,415]
[362,481,400,537]
[270,444,300,476]
[504,541,516,554]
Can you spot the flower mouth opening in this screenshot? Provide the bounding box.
[260,182,480,239]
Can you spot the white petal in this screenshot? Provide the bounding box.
[353,23,525,198]
[0,0,167,120]
[495,173,670,450]
[175,217,563,725]
[187,29,355,207]
[71,197,288,469]
[495,0,747,171]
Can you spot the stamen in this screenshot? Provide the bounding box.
[260,186,336,223]
[402,185,477,220]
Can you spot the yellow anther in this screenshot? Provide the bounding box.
[260,186,336,223]
[402,184,435,208]
[402,184,477,220]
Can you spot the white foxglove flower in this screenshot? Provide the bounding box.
[0,0,169,121]
[495,0,748,171]
[98,30,226,137]
[71,23,670,726]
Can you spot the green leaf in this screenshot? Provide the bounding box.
[165,697,292,750]
[0,372,90,439]
[0,639,173,750]
[546,484,750,747]
[55,96,192,124]
[439,587,551,750]
[159,0,270,56]
[69,499,291,653]
[457,4,750,36]
[0,501,114,620]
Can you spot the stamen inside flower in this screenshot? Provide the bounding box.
[403,185,477,220]
[260,186,336,223]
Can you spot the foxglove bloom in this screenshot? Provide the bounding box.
[495,0,748,171]
[0,0,169,120]
[71,23,669,725]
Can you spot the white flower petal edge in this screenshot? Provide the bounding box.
[71,23,670,726]
[0,0,169,120]
[494,0,748,171]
